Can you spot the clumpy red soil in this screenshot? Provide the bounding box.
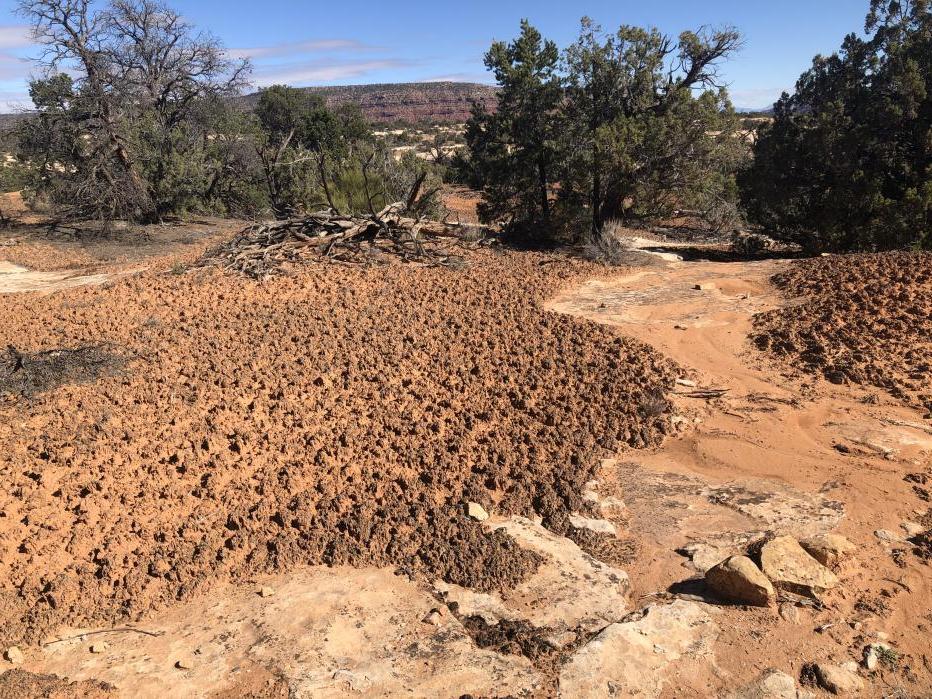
[0,248,676,646]
[753,251,932,413]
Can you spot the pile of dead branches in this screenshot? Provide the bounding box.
[199,202,489,280]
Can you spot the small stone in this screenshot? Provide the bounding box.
[800,534,856,569]
[422,609,442,626]
[759,536,838,597]
[676,378,697,387]
[778,602,801,624]
[694,282,716,291]
[89,642,108,654]
[258,586,274,598]
[467,502,489,522]
[149,559,171,576]
[705,555,775,607]
[863,643,892,671]
[681,542,730,573]
[732,668,798,699]
[175,658,194,670]
[901,521,925,538]
[673,324,688,330]
[874,529,901,543]
[814,663,864,695]
[4,647,23,664]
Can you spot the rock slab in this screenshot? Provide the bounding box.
[759,536,838,597]
[800,534,855,569]
[814,663,864,695]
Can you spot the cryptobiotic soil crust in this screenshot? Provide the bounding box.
[0,244,676,645]
[1,232,931,697]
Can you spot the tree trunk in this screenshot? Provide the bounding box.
[537,157,550,225]
[591,142,602,241]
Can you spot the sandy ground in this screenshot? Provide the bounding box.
[0,220,929,697]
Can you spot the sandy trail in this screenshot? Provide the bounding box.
[548,255,932,695]
[0,260,133,294]
[5,251,931,697]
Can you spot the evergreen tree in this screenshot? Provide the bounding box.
[740,0,932,251]
[465,20,563,235]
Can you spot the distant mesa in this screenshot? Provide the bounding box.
[241,82,500,124]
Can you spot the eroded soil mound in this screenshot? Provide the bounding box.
[0,249,676,646]
[754,251,932,412]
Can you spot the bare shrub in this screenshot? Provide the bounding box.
[582,219,663,267]
[731,231,775,256]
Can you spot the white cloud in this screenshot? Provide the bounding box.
[253,59,410,86]
[0,26,33,51]
[230,39,376,60]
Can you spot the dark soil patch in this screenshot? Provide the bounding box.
[0,345,125,399]
[753,251,932,413]
[0,669,115,698]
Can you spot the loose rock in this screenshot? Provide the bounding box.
[694,283,717,291]
[89,642,108,654]
[175,658,194,670]
[800,534,855,569]
[258,586,275,598]
[467,502,489,522]
[874,529,901,543]
[863,643,893,671]
[778,602,801,624]
[759,536,839,597]
[422,609,442,626]
[813,663,864,695]
[4,647,23,664]
[706,555,775,606]
[901,521,925,538]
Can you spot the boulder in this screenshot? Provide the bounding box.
[706,556,775,606]
[800,534,855,569]
[813,663,864,695]
[759,536,838,597]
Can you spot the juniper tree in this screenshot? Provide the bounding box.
[739,0,932,251]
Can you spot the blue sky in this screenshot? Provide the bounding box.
[0,0,870,110]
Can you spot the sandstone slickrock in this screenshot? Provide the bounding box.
[759,536,839,597]
[559,600,718,699]
[800,534,856,569]
[814,663,865,695]
[705,556,775,607]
